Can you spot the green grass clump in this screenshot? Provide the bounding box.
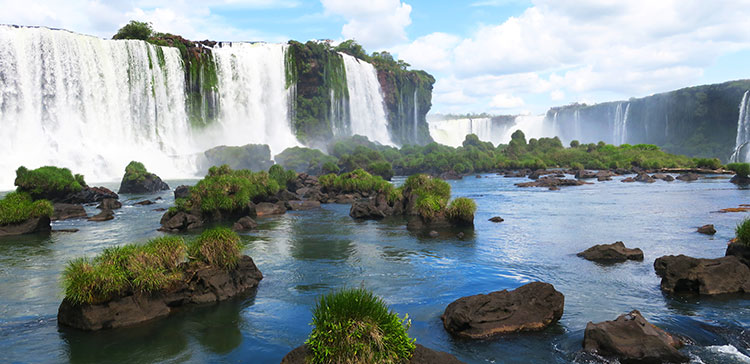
[123,161,150,182]
[0,192,53,225]
[446,197,477,223]
[14,166,84,200]
[735,218,750,246]
[188,227,243,269]
[306,288,416,364]
[319,169,393,195]
[403,174,451,220]
[269,164,298,190]
[175,165,280,214]
[274,147,338,175]
[727,163,750,177]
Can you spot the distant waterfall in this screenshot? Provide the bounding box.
[0,25,195,189]
[340,53,393,145]
[428,115,552,147]
[573,110,582,141]
[613,103,630,145]
[413,90,419,142]
[730,90,750,162]
[210,42,298,155]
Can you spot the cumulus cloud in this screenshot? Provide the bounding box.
[489,93,525,109]
[321,0,412,49]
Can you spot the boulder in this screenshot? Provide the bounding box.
[583,310,688,364]
[174,185,190,199]
[597,175,612,181]
[52,203,87,221]
[489,216,504,223]
[652,173,674,182]
[725,243,750,267]
[653,255,750,295]
[88,210,114,222]
[0,216,51,237]
[58,256,263,331]
[232,216,257,231]
[696,224,716,235]
[350,197,387,219]
[255,202,287,217]
[134,200,154,206]
[277,189,300,202]
[158,211,203,232]
[577,242,644,263]
[634,173,655,183]
[676,173,699,181]
[439,171,463,180]
[287,200,321,211]
[119,174,170,194]
[621,177,636,183]
[528,169,546,180]
[97,198,122,210]
[730,174,750,185]
[575,170,597,179]
[63,186,118,204]
[334,194,356,204]
[280,344,465,364]
[515,177,589,188]
[441,282,564,339]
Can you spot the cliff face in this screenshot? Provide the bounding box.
[547,80,750,160]
[376,68,435,146]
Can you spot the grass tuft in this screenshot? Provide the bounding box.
[188,227,243,269]
[14,166,84,200]
[319,169,393,195]
[123,161,151,182]
[446,197,477,223]
[735,218,750,246]
[0,192,53,225]
[175,165,280,214]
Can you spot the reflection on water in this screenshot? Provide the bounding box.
[1,176,750,363]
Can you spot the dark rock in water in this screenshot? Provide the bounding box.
[516,177,589,188]
[57,256,263,331]
[652,173,674,182]
[697,224,716,235]
[429,230,439,238]
[676,173,699,181]
[153,208,167,212]
[88,210,114,222]
[583,310,688,364]
[233,216,258,231]
[334,194,356,204]
[155,197,163,201]
[457,232,465,239]
[621,177,636,183]
[730,174,750,185]
[202,144,274,172]
[575,170,597,179]
[441,282,564,339]
[350,195,391,219]
[277,189,300,202]
[97,198,122,210]
[134,200,154,206]
[654,255,750,295]
[635,173,655,183]
[0,216,51,237]
[528,169,545,180]
[287,200,321,211]
[52,203,87,221]
[63,186,118,204]
[118,171,170,194]
[53,228,79,233]
[726,243,750,268]
[476,175,482,178]
[549,186,560,191]
[280,344,465,364]
[439,171,463,180]
[159,211,203,232]
[597,175,612,181]
[489,216,504,223]
[255,202,287,217]
[174,185,190,200]
[577,242,644,263]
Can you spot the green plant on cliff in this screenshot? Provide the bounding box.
[0,192,53,226]
[112,20,153,40]
[735,218,750,246]
[306,288,415,364]
[15,166,84,201]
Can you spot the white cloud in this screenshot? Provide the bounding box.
[489,93,525,109]
[391,32,460,71]
[550,90,564,101]
[321,0,411,49]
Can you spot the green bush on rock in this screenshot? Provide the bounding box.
[735,218,750,246]
[446,197,477,224]
[274,147,338,175]
[0,192,54,225]
[727,163,750,177]
[15,166,84,200]
[269,164,298,190]
[123,161,149,182]
[403,174,451,220]
[112,20,153,40]
[188,227,243,269]
[306,288,416,364]
[319,169,393,195]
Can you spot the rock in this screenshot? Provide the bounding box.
[118,173,170,194]
[350,197,387,219]
[597,175,612,181]
[515,177,590,188]
[653,255,750,295]
[429,230,439,238]
[652,173,674,182]
[725,243,750,268]
[159,211,203,232]
[153,208,167,212]
[88,210,114,222]
[53,228,79,233]
[489,216,504,223]
[441,282,564,339]
[174,185,190,199]
[63,186,118,204]
[58,256,263,331]
[577,242,644,263]
[280,344,465,364]
[97,198,122,210]
[287,200,321,211]
[634,173,655,183]
[277,189,300,202]
[676,173,699,181]
[457,232,465,239]
[334,194,356,204]
[232,216,257,231]
[476,175,482,178]
[255,202,287,217]
[575,170,597,179]
[439,171,463,180]
[697,224,716,235]
[549,186,560,191]
[0,216,51,237]
[134,200,154,206]
[528,169,546,180]
[52,203,87,221]
[583,310,688,363]
[621,177,636,183]
[730,174,750,185]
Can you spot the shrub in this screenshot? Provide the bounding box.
[735,218,750,246]
[0,192,54,225]
[322,161,340,174]
[112,20,153,40]
[14,166,84,200]
[570,140,580,148]
[727,163,750,177]
[367,161,394,180]
[306,288,415,364]
[274,147,338,174]
[188,227,243,269]
[123,161,150,182]
[269,164,297,190]
[403,174,451,220]
[176,165,280,214]
[446,197,477,223]
[319,169,392,194]
[695,157,721,169]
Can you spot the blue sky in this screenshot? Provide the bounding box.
[3,0,750,115]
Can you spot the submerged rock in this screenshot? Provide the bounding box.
[489,216,504,223]
[676,173,700,181]
[0,216,51,237]
[621,177,636,183]
[97,198,122,210]
[134,200,154,206]
[583,310,687,363]
[653,255,750,295]
[577,242,644,263]
[575,170,597,179]
[280,344,465,364]
[652,173,675,182]
[730,174,750,185]
[58,256,263,331]
[441,282,564,339]
[52,203,87,221]
[88,210,114,222]
[515,177,589,188]
[287,200,321,211]
[635,173,656,183]
[232,216,257,231]
[255,202,287,217]
[697,224,716,235]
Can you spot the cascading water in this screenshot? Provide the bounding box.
[340,53,393,145]
[730,90,750,162]
[0,25,196,189]
[209,42,298,155]
[413,90,418,142]
[612,103,630,145]
[500,115,551,142]
[428,117,494,147]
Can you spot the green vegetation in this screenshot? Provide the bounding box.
[735,218,750,246]
[727,163,750,177]
[319,169,393,195]
[446,197,477,224]
[204,144,274,172]
[112,20,153,40]
[15,166,84,200]
[695,158,722,169]
[0,192,54,225]
[62,228,244,305]
[274,147,337,175]
[173,165,280,214]
[123,161,150,182]
[403,174,451,220]
[306,288,415,364]
[268,164,298,190]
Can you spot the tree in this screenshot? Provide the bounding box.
[570,140,580,148]
[112,20,153,40]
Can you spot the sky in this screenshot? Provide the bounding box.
[3,0,750,116]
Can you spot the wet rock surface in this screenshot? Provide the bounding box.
[52,203,87,221]
[97,198,122,210]
[654,255,750,295]
[0,216,51,237]
[87,210,114,222]
[696,224,716,235]
[280,344,466,364]
[577,242,644,263]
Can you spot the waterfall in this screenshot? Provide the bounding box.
[730,90,750,162]
[209,42,298,155]
[0,25,196,189]
[500,115,551,143]
[413,90,418,142]
[573,110,582,141]
[622,103,630,144]
[428,114,552,147]
[340,53,393,145]
[612,103,630,145]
